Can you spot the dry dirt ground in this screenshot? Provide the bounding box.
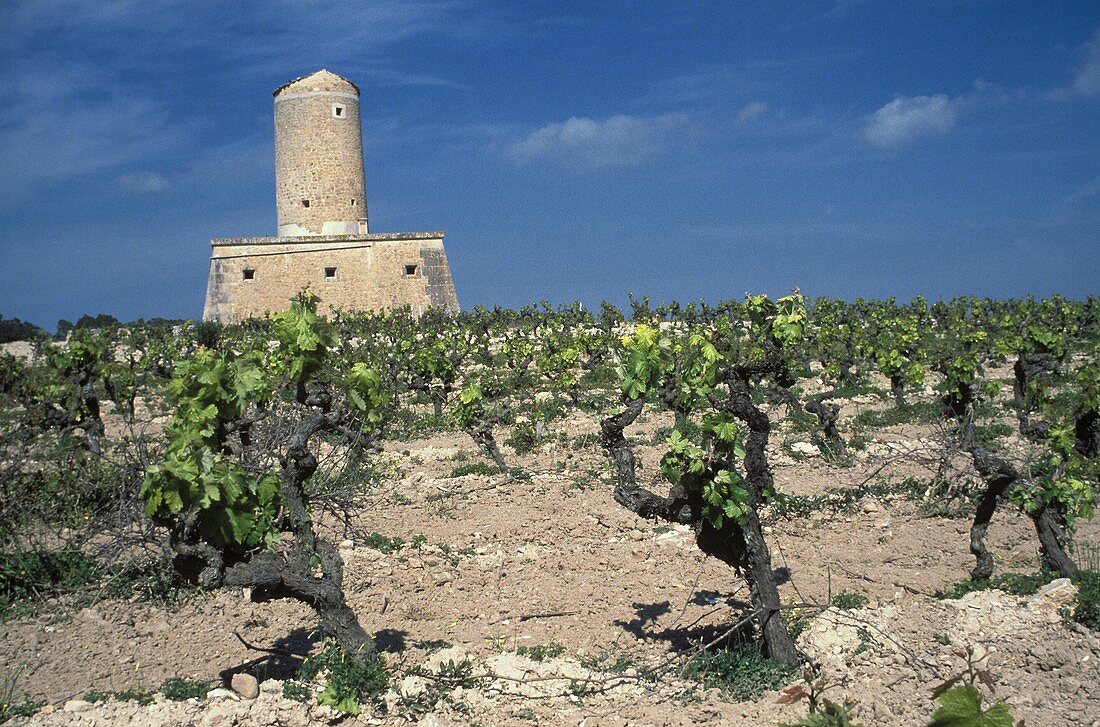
[3,401,1099,726]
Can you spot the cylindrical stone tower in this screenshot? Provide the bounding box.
[273,70,368,237]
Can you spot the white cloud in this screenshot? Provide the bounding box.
[737,101,769,123]
[509,113,690,167]
[0,61,187,202]
[1073,27,1100,96]
[116,171,169,193]
[862,94,958,147]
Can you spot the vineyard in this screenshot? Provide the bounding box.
[0,293,1098,726]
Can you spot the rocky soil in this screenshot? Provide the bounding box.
[3,402,1099,726]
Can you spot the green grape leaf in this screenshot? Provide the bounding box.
[929,686,1015,727]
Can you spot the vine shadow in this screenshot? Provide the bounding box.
[615,596,757,651]
[220,626,319,685]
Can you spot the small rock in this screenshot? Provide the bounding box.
[63,699,93,713]
[206,688,240,701]
[340,539,355,549]
[259,679,282,694]
[790,441,820,457]
[231,672,260,699]
[863,499,882,513]
[1028,578,1077,612]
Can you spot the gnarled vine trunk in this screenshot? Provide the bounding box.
[805,391,845,458]
[169,410,377,663]
[600,391,799,667]
[959,387,1078,581]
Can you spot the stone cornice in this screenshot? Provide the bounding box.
[211,232,445,247]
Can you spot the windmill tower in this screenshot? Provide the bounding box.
[273,70,368,237]
[202,70,459,322]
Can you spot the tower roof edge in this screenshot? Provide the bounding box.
[273,69,360,97]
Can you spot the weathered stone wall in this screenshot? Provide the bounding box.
[202,233,459,323]
[274,71,367,237]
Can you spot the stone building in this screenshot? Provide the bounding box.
[203,70,459,322]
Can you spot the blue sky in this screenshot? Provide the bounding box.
[1,1,1098,327]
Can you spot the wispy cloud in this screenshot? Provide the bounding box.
[0,62,187,202]
[509,113,691,168]
[862,94,959,147]
[1047,174,1100,225]
[737,101,769,123]
[0,0,475,202]
[116,171,170,193]
[1073,27,1100,96]
[648,67,756,105]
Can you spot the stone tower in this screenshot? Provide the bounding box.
[202,70,459,323]
[274,70,368,236]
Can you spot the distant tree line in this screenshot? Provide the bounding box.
[0,314,192,343]
[0,316,48,344]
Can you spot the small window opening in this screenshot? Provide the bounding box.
[324,267,337,279]
[350,198,356,206]
[242,269,255,281]
[404,264,418,277]
[332,104,345,118]
[302,199,310,208]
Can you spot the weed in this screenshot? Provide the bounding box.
[784,607,810,641]
[938,571,1057,600]
[437,543,475,567]
[651,425,675,445]
[830,593,868,610]
[361,532,405,554]
[1074,571,1100,630]
[566,679,592,701]
[852,627,873,655]
[382,411,453,440]
[449,462,499,478]
[933,634,951,646]
[1072,541,1100,574]
[297,643,388,716]
[398,656,481,718]
[769,478,923,521]
[785,410,821,434]
[972,423,1013,450]
[0,668,43,724]
[585,652,639,674]
[0,551,194,618]
[161,676,210,701]
[282,680,311,702]
[683,644,796,701]
[846,433,872,451]
[515,641,565,662]
[0,549,99,614]
[851,402,940,429]
[0,699,44,722]
[571,433,599,450]
[569,473,600,491]
[505,423,538,455]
